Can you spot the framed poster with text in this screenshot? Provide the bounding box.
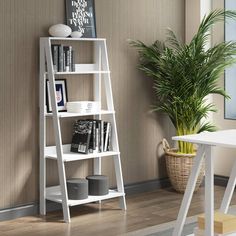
[66,0,97,38]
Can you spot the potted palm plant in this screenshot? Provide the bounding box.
[131,10,236,192]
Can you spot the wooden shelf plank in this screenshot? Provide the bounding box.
[45,144,119,162]
[45,110,115,118]
[55,70,110,75]
[46,186,125,206]
[45,71,110,75]
[46,37,106,41]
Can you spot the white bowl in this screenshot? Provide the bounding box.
[71,31,83,38]
[49,24,72,38]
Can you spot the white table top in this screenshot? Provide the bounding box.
[172,129,236,148]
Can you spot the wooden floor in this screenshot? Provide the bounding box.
[0,186,235,236]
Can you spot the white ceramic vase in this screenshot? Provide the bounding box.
[48,24,72,38]
[71,31,83,38]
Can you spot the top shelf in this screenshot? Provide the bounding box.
[41,37,106,42]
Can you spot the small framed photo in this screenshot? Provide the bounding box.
[46,79,68,113]
[66,0,97,38]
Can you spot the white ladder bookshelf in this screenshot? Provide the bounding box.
[39,37,126,223]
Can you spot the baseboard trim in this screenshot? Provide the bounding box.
[0,176,229,222]
[0,204,38,222]
[0,178,170,221]
[124,178,171,195]
[214,175,229,187]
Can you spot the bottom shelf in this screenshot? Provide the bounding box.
[46,185,125,206]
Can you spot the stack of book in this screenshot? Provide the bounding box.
[51,44,75,72]
[67,101,101,114]
[194,212,236,236]
[71,119,112,154]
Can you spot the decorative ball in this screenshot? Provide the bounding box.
[48,24,72,38]
[71,31,83,38]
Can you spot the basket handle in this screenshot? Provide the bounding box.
[162,138,170,152]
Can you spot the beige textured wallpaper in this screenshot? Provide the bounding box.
[0,0,184,209]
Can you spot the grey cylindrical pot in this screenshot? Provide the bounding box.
[86,175,109,196]
[67,178,88,200]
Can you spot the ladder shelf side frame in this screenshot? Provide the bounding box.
[101,41,126,210]
[39,37,126,223]
[43,38,70,222]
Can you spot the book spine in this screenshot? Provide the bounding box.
[71,50,75,72]
[51,45,55,71]
[59,44,64,72]
[68,46,72,72]
[51,45,58,72]
[85,121,93,154]
[100,121,104,152]
[55,45,59,72]
[104,122,110,152]
[64,46,70,72]
[63,48,66,72]
[108,124,112,151]
[98,121,101,152]
[95,128,99,152]
[93,120,96,152]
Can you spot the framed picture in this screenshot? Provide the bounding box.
[65,0,97,38]
[46,79,68,113]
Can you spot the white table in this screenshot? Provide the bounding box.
[172,129,236,236]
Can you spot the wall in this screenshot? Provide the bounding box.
[0,0,184,209]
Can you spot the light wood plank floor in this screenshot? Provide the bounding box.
[0,186,235,236]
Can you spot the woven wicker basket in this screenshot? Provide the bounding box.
[162,139,205,193]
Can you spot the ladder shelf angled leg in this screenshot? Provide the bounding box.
[44,38,70,222]
[101,40,126,210]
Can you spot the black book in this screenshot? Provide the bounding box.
[58,44,64,72]
[63,46,70,72]
[86,119,97,153]
[51,44,59,72]
[90,119,101,152]
[71,120,93,154]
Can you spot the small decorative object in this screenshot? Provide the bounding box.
[46,79,68,112]
[198,212,236,235]
[71,31,83,38]
[67,178,88,200]
[67,101,101,113]
[86,175,109,196]
[66,0,96,38]
[48,24,72,37]
[162,139,204,193]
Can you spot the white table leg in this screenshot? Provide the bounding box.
[172,145,205,236]
[220,159,236,213]
[205,146,214,236]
